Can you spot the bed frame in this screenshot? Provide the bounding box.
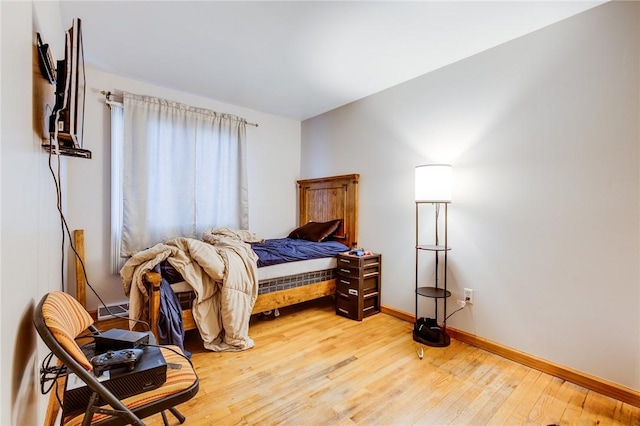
[143,174,359,339]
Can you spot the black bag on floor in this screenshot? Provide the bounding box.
[414,317,441,342]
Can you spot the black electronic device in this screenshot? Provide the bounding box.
[90,348,144,377]
[63,345,167,417]
[47,18,86,151]
[94,328,150,352]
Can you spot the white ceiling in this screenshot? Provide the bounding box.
[59,1,604,120]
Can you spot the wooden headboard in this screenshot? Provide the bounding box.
[297,174,359,250]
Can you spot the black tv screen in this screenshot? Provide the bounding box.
[49,18,85,149]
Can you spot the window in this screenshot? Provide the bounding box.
[110,92,249,273]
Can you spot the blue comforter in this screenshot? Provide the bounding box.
[251,238,349,267]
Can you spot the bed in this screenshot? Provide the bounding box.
[127,174,359,348]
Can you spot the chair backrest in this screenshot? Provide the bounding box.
[40,291,94,370]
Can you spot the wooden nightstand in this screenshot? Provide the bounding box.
[335,252,381,321]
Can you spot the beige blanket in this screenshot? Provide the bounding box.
[120,229,260,351]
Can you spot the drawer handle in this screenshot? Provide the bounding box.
[339,259,351,263]
[340,268,351,274]
[340,280,350,285]
[348,289,358,296]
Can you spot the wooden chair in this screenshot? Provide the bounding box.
[34,291,199,426]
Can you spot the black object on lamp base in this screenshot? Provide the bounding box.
[412,317,451,348]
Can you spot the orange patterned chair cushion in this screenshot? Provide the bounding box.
[41,291,95,370]
[63,345,198,426]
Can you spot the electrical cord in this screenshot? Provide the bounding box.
[39,351,70,426]
[40,333,97,397]
[46,132,150,331]
[40,351,66,394]
[48,114,65,289]
[444,305,465,321]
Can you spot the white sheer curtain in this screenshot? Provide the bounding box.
[116,92,248,260]
[110,101,125,273]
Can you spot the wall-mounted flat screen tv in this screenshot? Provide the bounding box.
[49,18,85,149]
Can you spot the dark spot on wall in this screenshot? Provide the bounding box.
[12,301,37,425]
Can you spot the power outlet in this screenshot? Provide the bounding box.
[464,288,474,304]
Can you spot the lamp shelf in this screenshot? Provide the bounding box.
[416,245,451,252]
[416,286,451,298]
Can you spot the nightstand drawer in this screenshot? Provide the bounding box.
[336,289,380,321]
[337,254,380,268]
[362,294,380,318]
[336,291,357,318]
[337,276,379,297]
[337,265,379,280]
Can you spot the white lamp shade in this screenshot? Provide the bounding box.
[415,164,452,202]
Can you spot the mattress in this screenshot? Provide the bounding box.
[170,257,337,293]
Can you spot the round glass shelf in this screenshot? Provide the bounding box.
[416,286,451,298]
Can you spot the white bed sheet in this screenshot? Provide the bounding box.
[170,257,337,293]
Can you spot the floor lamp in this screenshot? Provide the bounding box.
[414,164,452,353]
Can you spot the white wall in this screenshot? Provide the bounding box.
[1,1,67,424]
[302,1,640,390]
[66,68,302,310]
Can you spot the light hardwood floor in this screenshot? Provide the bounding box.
[145,298,640,425]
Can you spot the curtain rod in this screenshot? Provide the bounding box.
[100,90,259,127]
